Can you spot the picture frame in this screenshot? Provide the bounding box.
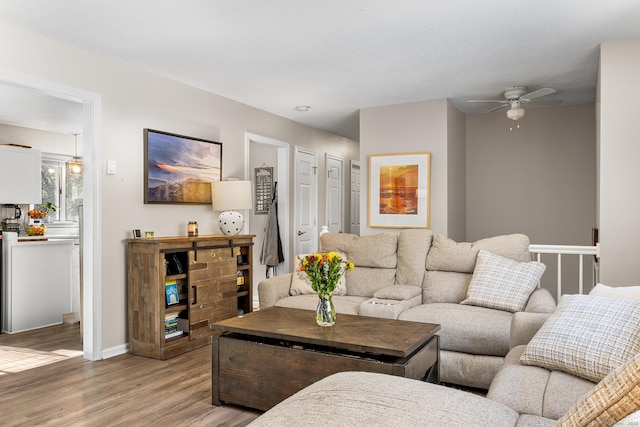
[368,152,431,229]
[144,128,222,204]
[132,229,141,239]
[165,280,179,305]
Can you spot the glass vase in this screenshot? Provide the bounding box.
[316,294,336,327]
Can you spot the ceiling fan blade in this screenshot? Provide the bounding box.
[467,99,507,103]
[521,88,556,101]
[486,104,509,113]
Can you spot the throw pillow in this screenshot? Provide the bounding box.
[557,352,640,426]
[460,250,546,313]
[589,283,640,300]
[289,253,348,296]
[373,285,421,301]
[520,294,640,383]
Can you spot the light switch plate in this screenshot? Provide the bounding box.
[107,160,116,175]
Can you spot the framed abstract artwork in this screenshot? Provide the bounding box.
[144,129,222,204]
[368,152,431,228]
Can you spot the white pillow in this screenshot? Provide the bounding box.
[289,253,347,296]
[460,250,546,313]
[589,283,640,300]
[521,294,640,383]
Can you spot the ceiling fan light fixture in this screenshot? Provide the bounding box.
[506,107,525,121]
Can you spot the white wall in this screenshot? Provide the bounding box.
[0,23,358,352]
[359,99,457,236]
[0,124,80,157]
[598,38,640,285]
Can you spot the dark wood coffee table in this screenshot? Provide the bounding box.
[211,306,440,411]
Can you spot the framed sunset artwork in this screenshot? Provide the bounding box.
[368,152,431,228]
[144,129,222,204]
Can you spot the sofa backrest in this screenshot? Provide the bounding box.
[396,229,433,286]
[423,233,532,304]
[321,232,398,297]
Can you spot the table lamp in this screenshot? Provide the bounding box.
[211,180,252,235]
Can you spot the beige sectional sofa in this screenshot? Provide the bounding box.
[258,230,557,389]
[250,295,640,426]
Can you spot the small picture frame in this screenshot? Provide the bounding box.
[132,229,142,239]
[144,231,155,238]
[165,280,179,305]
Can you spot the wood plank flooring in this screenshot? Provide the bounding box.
[0,324,261,426]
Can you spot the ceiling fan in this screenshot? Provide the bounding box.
[467,86,559,120]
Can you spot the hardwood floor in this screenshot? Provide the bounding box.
[0,324,261,426]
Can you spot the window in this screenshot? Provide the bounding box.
[37,157,83,222]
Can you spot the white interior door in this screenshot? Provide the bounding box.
[326,154,344,233]
[350,160,361,235]
[295,147,318,254]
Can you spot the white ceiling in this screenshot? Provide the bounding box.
[1,1,640,141]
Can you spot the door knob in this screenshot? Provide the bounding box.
[297,230,306,236]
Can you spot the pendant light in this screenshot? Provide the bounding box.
[67,133,83,175]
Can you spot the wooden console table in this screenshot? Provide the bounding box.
[127,234,254,359]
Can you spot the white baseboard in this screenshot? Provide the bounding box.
[100,343,129,359]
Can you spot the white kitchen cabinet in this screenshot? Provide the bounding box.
[1,232,72,333]
[0,145,42,204]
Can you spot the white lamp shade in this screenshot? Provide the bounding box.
[211,180,252,211]
[212,180,252,235]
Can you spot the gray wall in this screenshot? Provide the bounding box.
[466,104,596,246]
[466,104,597,296]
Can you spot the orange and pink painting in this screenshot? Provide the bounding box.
[378,165,418,215]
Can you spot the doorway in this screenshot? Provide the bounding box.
[294,147,318,253]
[325,153,344,234]
[245,133,290,308]
[0,71,102,361]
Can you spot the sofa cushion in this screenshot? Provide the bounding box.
[488,345,595,420]
[398,302,513,356]
[521,294,640,383]
[289,253,347,296]
[589,283,640,299]
[248,371,522,427]
[440,350,506,390]
[425,233,531,273]
[461,250,546,313]
[557,352,640,426]
[359,295,422,320]
[320,232,398,268]
[321,232,398,297]
[422,271,472,304]
[373,284,421,300]
[396,229,432,286]
[274,294,368,315]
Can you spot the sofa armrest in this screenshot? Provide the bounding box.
[524,288,556,313]
[372,284,422,301]
[510,312,552,348]
[258,273,293,309]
